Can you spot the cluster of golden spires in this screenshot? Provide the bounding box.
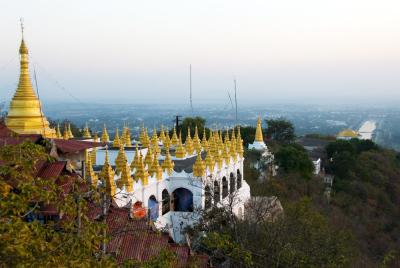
[86,124,244,194]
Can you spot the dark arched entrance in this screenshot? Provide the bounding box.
[222,177,228,199]
[172,188,193,212]
[229,172,235,194]
[214,181,220,204]
[162,189,170,215]
[148,195,159,221]
[237,169,242,189]
[205,185,212,209]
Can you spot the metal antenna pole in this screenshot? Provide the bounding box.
[190,64,193,113]
[234,79,238,124]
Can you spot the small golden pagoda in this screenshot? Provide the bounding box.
[113,128,121,148]
[100,149,116,197]
[101,124,110,143]
[175,133,186,158]
[56,124,62,139]
[162,150,174,175]
[171,127,179,145]
[5,35,56,138]
[255,116,264,142]
[83,123,91,138]
[193,153,205,177]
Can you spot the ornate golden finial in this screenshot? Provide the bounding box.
[185,128,194,155]
[236,126,244,158]
[163,128,171,148]
[255,116,264,142]
[171,127,179,145]
[113,128,120,148]
[63,124,69,140]
[135,153,149,185]
[130,144,140,170]
[222,144,231,165]
[101,124,109,143]
[100,148,116,197]
[214,150,223,169]
[162,150,174,175]
[175,132,186,158]
[151,128,160,153]
[91,146,97,164]
[159,125,166,142]
[144,147,154,168]
[121,161,133,193]
[204,151,215,171]
[115,144,127,174]
[56,124,62,138]
[67,123,74,139]
[93,132,99,142]
[83,123,91,138]
[149,152,163,180]
[125,127,132,147]
[85,149,98,186]
[201,128,208,149]
[193,152,205,177]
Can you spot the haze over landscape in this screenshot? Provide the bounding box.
[1,0,400,104]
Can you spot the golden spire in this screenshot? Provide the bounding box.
[115,144,127,174]
[201,128,208,149]
[193,152,205,177]
[56,124,62,139]
[144,148,154,168]
[222,144,231,165]
[121,126,127,146]
[171,127,179,145]
[5,32,56,138]
[121,161,133,193]
[93,132,99,142]
[151,128,160,153]
[162,150,174,175]
[83,123,91,138]
[175,132,186,158]
[67,123,74,139]
[149,153,163,180]
[101,124,110,143]
[255,116,264,142]
[100,149,116,197]
[130,144,140,170]
[204,151,215,171]
[159,125,166,143]
[185,128,194,155]
[236,126,244,158]
[125,126,132,147]
[113,128,121,148]
[193,126,202,153]
[63,124,69,140]
[135,153,149,185]
[91,146,97,164]
[163,128,171,148]
[140,127,150,148]
[214,150,223,169]
[85,150,98,186]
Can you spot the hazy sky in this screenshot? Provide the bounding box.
[0,0,399,105]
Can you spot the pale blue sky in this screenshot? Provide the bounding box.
[0,0,399,105]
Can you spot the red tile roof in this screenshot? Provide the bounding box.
[53,139,103,153]
[85,204,209,266]
[36,161,66,179]
[0,122,42,146]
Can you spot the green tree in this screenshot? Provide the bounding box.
[0,142,116,267]
[238,126,256,146]
[266,118,295,144]
[275,144,314,180]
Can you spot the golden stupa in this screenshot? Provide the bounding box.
[5,34,56,138]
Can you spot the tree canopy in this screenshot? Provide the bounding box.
[266,118,295,144]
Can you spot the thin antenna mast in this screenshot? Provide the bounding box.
[189,64,193,113]
[234,79,238,124]
[227,91,234,109]
[33,65,47,137]
[20,18,24,38]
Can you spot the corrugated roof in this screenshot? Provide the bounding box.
[36,161,66,179]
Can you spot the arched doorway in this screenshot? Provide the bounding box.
[214,181,220,204]
[162,189,170,215]
[229,172,236,194]
[172,188,193,212]
[148,195,159,221]
[204,185,212,209]
[222,177,228,199]
[237,169,242,189]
